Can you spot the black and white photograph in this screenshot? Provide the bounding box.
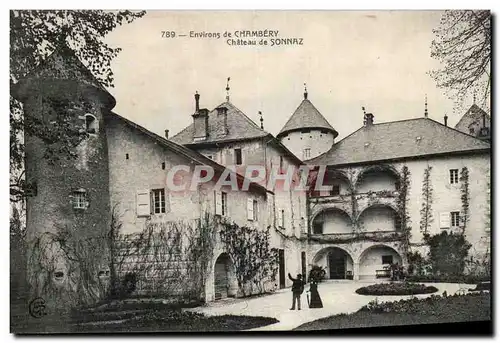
[8,8,492,335]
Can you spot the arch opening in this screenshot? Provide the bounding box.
[358,245,402,280]
[85,114,98,134]
[214,253,237,300]
[312,208,353,235]
[358,204,401,233]
[312,168,352,197]
[356,165,400,193]
[312,247,354,280]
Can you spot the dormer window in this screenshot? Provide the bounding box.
[85,114,98,134]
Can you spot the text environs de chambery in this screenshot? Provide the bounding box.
[190,30,304,46]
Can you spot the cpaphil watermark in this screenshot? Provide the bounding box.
[163,164,332,194]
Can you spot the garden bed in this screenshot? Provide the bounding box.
[355,282,438,296]
[295,292,491,331]
[70,301,278,332]
[406,274,490,284]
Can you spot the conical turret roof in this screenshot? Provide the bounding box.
[277,94,337,138]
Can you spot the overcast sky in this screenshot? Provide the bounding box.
[104,10,473,141]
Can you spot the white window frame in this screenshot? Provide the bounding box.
[151,188,166,214]
[450,211,461,227]
[449,169,459,184]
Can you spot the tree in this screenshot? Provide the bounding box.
[10,10,146,201]
[419,166,433,235]
[430,10,491,112]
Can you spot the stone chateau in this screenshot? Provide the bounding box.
[12,48,491,305]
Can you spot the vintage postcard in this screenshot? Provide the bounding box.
[9,10,491,334]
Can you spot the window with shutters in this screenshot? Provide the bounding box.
[136,189,151,217]
[247,199,254,220]
[450,211,461,227]
[222,192,228,216]
[152,189,166,214]
[253,200,258,221]
[439,212,450,229]
[449,169,459,184]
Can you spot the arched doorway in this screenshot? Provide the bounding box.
[313,247,354,280]
[358,245,403,280]
[214,253,236,300]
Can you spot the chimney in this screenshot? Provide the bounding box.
[444,114,448,127]
[195,91,200,113]
[164,129,169,139]
[192,92,209,140]
[364,113,374,126]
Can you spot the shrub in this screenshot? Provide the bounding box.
[424,231,472,276]
[355,282,438,296]
[359,292,489,314]
[406,274,490,284]
[308,265,326,283]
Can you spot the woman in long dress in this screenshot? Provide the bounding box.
[308,280,323,308]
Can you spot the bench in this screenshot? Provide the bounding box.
[376,269,390,278]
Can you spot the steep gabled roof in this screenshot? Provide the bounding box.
[307,117,490,166]
[277,98,337,138]
[107,111,270,195]
[455,104,491,133]
[170,101,268,145]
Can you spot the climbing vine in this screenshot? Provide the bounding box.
[396,165,411,256]
[459,167,470,233]
[419,166,434,235]
[219,220,278,297]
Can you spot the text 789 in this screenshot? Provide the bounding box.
[161,31,176,38]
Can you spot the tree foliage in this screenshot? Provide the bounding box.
[419,166,434,235]
[424,231,472,276]
[10,10,146,201]
[430,10,491,111]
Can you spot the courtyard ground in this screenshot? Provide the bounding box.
[186,280,476,331]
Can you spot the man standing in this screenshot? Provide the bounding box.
[288,273,304,310]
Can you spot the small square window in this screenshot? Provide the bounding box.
[382,255,393,264]
[161,162,166,170]
[449,169,459,184]
[72,190,88,209]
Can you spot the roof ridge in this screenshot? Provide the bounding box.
[220,101,268,133]
[108,111,270,194]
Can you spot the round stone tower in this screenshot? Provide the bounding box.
[12,46,116,307]
[277,88,337,161]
